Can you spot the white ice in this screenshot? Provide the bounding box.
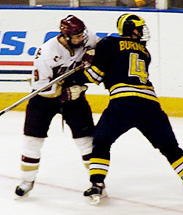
[0,111,183,215]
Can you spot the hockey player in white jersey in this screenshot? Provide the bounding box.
[15,15,99,198]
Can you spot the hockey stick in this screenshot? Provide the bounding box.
[0,63,85,116]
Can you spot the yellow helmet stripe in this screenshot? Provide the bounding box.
[117,14,145,36]
[118,14,133,36]
[133,18,145,27]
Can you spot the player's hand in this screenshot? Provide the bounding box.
[82,49,95,67]
[58,85,88,102]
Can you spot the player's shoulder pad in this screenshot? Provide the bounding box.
[38,37,62,56]
[97,36,115,48]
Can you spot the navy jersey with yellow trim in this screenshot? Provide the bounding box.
[84,36,158,102]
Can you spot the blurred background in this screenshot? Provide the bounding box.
[0,0,182,9]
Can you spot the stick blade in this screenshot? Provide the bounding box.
[0,110,5,116]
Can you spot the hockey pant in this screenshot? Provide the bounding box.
[89,97,183,184]
[20,95,94,182]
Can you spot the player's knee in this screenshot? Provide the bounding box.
[74,136,93,156]
[160,145,183,164]
[22,135,45,158]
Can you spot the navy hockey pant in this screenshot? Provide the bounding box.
[89,97,183,183]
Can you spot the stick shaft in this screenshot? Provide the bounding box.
[0,64,84,116]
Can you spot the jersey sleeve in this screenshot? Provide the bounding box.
[83,37,111,85]
[85,30,100,49]
[31,47,62,98]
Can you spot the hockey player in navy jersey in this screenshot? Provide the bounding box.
[15,15,100,198]
[82,14,183,204]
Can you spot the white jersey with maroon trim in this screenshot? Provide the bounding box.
[31,30,99,97]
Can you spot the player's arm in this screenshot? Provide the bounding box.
[31,49,62,98]
[82,37,110,85]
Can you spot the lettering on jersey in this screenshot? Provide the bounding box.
[35,48,42,59]
[52,65,67,79]
[53,56,62,62]
[119,41,149,57]
[34,69,39,82]
[129,53,148,84]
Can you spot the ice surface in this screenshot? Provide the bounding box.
[0,111,183,215]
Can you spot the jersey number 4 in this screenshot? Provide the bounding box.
[128,53,148,84]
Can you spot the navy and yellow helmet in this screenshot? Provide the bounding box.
[117,14,145,36]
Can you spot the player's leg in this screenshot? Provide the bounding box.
[15,96,58,197]
[83,111,113,203]
[15,136,44,197]
[62,96,94,169]
[83,100,132,204]
[137,100,183,180]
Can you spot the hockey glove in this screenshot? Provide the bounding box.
[59,85,88,102]
[82,49,95,67]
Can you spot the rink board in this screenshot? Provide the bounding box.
[0,93,183,117]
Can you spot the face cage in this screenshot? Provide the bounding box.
[140,24,150,44]
[68,29,89,48]
[81,29,89,46]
